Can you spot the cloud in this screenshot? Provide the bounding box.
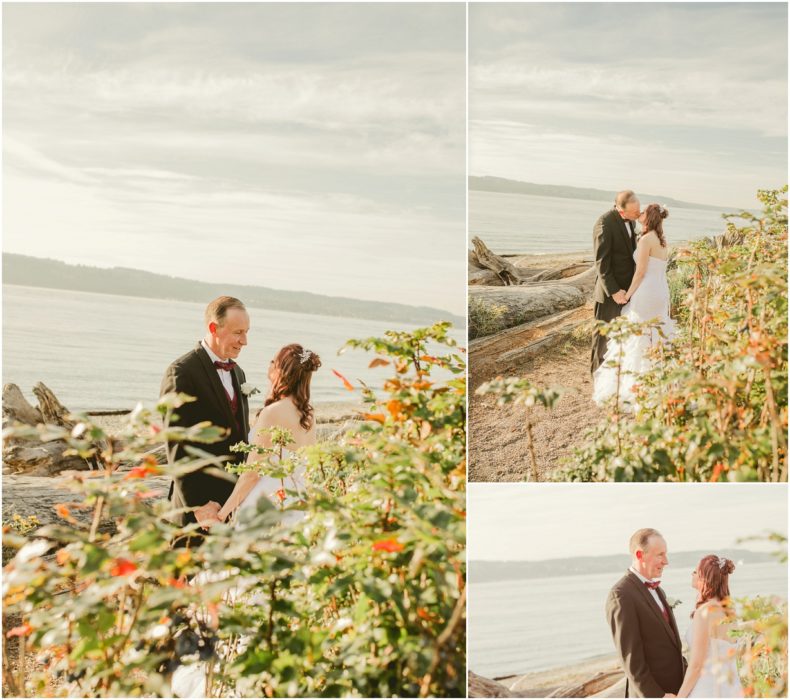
[469,3,787,207]
[3,3,466,314]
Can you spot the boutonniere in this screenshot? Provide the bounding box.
[666,597,682,610]
[240,383,260,397]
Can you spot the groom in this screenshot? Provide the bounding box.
[160,296,251,541]
[606,528,686,698]
[591,190,641,374]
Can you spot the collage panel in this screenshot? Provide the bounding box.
[467,2,788,483]
[467,483,789,698]
[2,3,466,697]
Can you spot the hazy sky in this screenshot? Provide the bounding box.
[469,484,788,561]
[470,3,788,208]
[3,3,466,314]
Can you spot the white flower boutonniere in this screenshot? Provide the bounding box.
[666,597,682,610]
[240,382,260,397]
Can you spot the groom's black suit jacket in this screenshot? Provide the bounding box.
[593,208,637,304]
[160,343,249,527]
[606,571,686,698]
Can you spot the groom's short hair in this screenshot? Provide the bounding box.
[615,190,637,209]
[205,296,246,326]
[629,528,662,554]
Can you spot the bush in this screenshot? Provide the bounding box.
[2,323,466,698]
[560,187,788,481]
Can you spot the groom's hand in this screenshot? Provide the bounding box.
[612,290,628,305]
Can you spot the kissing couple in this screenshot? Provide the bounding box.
[590,190,677,408]
[607,528,744,698]
[160,295,323,543]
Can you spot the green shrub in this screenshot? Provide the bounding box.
[2,323,466,698]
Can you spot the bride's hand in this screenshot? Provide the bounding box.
[195,501,222,528]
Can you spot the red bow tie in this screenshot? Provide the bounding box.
[644,580,661,590]
[214,360,236,372]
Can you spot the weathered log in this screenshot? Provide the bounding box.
[470,270,505,287]
[3,383,96,475]
[2,384,42,426]
[471,237,523,285]
[468,671,515,698]
[33,382,75,428]
[3,441,89,477]
[547,669,624,697]
[469,285,587,336]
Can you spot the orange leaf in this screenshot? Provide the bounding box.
[332,369,355,391]
[56,548,70,566]
[387,400,404,418]
[368,358,389,368]
[372,538,404,553]
[275,489,286,502]
[55,504,75,522]
[420,355,438,362]
[362,413,386,424]
[125,463,161,479]
[6,623,32,638]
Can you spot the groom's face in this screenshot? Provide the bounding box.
[622,200,641,221]
[210,309,250,359]
[639,535,668,579]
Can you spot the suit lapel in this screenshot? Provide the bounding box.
[195,343,236,429]
[230,366,248,439]
[621,215,635,254]
[626,572,681,650]
[656,586,682,648]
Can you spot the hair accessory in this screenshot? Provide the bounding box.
[717,556,727,570]
[658,204,667,216]
[299,348,313,365]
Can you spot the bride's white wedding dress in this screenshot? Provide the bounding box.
[171,439,307,697]
[592,253,676,407]
[685,625,744,697]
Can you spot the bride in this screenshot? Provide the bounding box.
[592,203,676,407]
[677,555,744,698]
[215,343,322,523]
[172,344,321,698]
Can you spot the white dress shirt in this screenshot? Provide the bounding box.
[629,566,666,613]
[201,340,235,400]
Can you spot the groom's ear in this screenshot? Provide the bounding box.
[635,550,642,560]
[209,322,217,334]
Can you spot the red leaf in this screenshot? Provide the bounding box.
[6,623,32,638]
[109,558,137,577]
[331,369,355,391]
[275,489,286,502]
[125,463,161,479]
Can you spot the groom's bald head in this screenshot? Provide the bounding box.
[629,528,663,555]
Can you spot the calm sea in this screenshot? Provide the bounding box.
[470,190,736,254]
[2,285,461,412]
[468,561,788,679]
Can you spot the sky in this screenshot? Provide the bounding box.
[469,484,789,561]
[3,3,466,315]
[470,2,788,209]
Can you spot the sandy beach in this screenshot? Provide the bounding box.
[469,251,603,481]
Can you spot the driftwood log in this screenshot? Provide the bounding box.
[3,383,97,476]
[468,672,515,698]
[547,670,624,698]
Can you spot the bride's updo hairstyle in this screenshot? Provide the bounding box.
[641,203,669,248]
[693,554,736,616]
[265,344,322,430]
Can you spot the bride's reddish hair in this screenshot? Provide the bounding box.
[641,203,669,248]
[265,344,321,430]
[693,554,735,616]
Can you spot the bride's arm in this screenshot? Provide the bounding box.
[624,235,652,302]
[216,409,275,522]
[677,609,710,698]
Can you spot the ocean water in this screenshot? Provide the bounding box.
[468,561,787,679]
[2,285,461,412]
[469,190,737,254]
